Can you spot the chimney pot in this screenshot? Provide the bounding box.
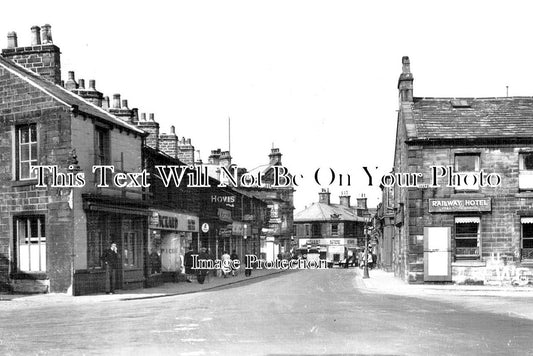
[112,94,121,109]
[78,79,85,89]
[122,99,129,109]
[88,80,96,90]
[40,24,52,44]
[65,71,77,90]
[149,113,155,121]
[141,113,146,121]
[7,32,18,49]
[170,125,175,134]
[132,108,139,123]
[30,26,41,45]
[103,96,110,110]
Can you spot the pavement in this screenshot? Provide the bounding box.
[0,267,287,305]
[354,267,533,297]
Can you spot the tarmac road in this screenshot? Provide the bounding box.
[1,268,533,355]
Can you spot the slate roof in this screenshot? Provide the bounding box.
[0,55,145,135]
[294,203,367,222]
[404,97,533,141]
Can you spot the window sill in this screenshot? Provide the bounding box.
[8,179,39,187]
[452,260,485,267]
[11,272,48,280]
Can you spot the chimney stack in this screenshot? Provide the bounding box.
[208,149,222,165]
[339,191,351,208]
[398,56,414,102]
[269,148,282,165]
[30,26,41,45]
[7,32,17,49]
[220,151,232,167]
[158,123,179,158]
[102,96,110,110]
[357,194,367,211]
[2,25,61,84]
[135,112,159,150]
[318,189,331,205]
[178,137,195,165]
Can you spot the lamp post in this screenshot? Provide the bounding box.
[363,223,371,279]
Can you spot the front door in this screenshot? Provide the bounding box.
[424,227,452,282]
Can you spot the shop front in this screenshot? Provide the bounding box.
[147,209,199,284]
[75,196,149,296]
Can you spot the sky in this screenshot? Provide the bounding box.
[3,1,533,211]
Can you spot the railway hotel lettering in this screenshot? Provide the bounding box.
[429,198,491,213]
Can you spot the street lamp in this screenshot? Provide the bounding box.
[363,222,372,279]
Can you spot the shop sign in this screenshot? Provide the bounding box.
[232,221,245,235]
[428,198,491,213]
[243,214,254,221]
[149,210,199,232]
[265,236,275,242]
[346,239,357,247]
[218,208,232,222]
[211,195,236,207]
[328,239,342,245]
[220,225,232,238]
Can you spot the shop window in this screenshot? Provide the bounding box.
[14,216,46,272]
[304,224,310,237]
[519,153,533,190]
[331,223,339,236]
[454,154,480,191]
[521,217,533,260]
[88,231,104,269]
[454,217,480,259]
[15,124,38,180]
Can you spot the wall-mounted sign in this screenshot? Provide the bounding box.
[232,221,245,235]
[201,223,210,233]
[149,209,199,232]
[218,208,232,222]
[428,198,491,213]
[211,195,236,207]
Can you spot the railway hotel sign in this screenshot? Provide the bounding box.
[428,198,491,213]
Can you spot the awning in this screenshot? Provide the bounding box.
[521,217,533,224]
[455,217,480,224]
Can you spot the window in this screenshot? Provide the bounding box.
[521,218,533,260]
[331,223,339,236]
[454,154,480,190]
[455,154,479,171]
[454,217,480,259]
[519,153,533,190]
[312,224,321,237]
[122,219,141,268]
[95,126,110,165]
[14,216,46,272]
[304,224,310,237]
[16,124,38,180]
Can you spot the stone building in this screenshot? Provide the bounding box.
[294,190,368,265]
[390,56,533,285]
[0,25,148,294]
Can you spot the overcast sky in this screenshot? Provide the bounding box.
[3,1,533,211]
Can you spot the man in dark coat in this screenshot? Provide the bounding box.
[102,242,120,294]
[184,246,195,283]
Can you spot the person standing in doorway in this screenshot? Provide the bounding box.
[184,246,195,283]
[102,242,120,294]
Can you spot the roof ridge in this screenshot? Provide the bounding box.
[0,55,144,135]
